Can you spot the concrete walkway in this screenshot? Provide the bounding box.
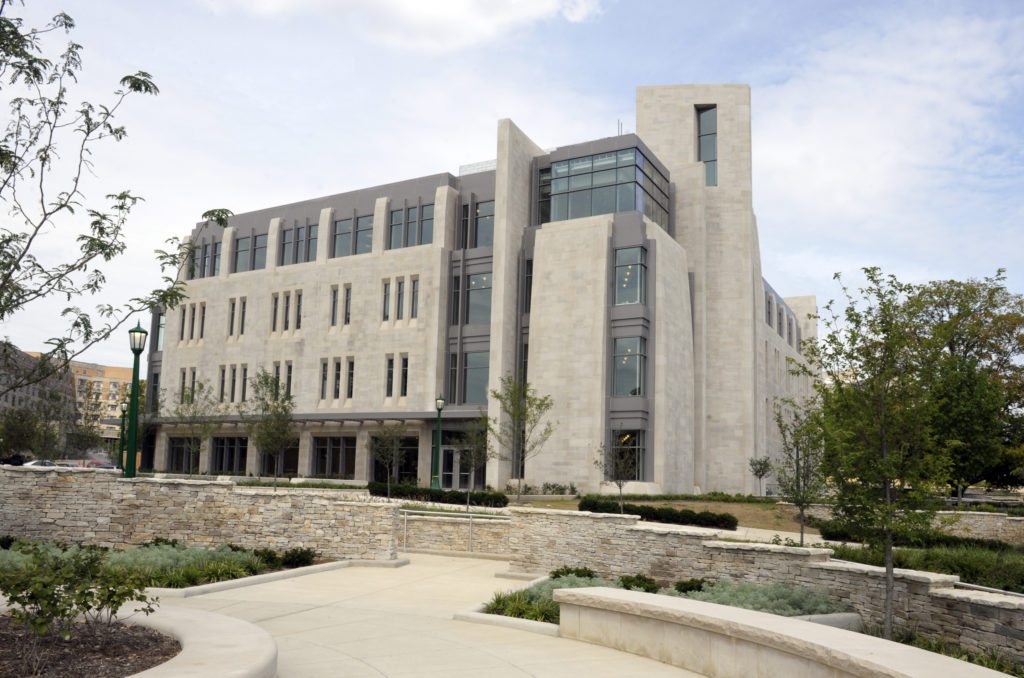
[162,553,700,677]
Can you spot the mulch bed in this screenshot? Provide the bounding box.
[0,615,180,677]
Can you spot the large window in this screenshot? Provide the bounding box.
[333,218,352,257]
[698,106,717,186]
[538,147,669,229]
[260,439,298,476]
[211,437,247,474]
[609,430,646,481]
[280,225,317,265]
[613,337,646,397]
[421,204,434,244]
[313,436,356,479]
[355,215,373,254]
[234,236,251,273]
[167,437,199,474]
[615,247,646,305]
[388,209,403,250]
[211,242,221,275]
[466,273,492,324]
[474,201,494,247]
[253,234,268,270]
[371,436,419,483]
[463,351,489,404]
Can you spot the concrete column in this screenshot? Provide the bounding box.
[317,208,333,264]
[198,436,211,474]
[417,425,433,486]
[297,427,312,477]
[154,429,169,471]
[372,197,389,255]
[355,428,371,481]
[220,226,235,279]
[433,185,458,251]
[266,218,283,272]
[246,439,260,477]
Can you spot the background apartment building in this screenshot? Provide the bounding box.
[146,84,814,494]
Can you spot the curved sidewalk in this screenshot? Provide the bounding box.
[161,552,700,677]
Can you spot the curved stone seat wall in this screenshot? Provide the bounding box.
[554,587,1006,678]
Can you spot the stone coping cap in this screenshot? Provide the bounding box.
[812,559,960,585]
[704,540,832,556]
[929,587,1024,609]
[552,587,1006,678]
[629,523,722,537]
[509,507,638,520]
[1,465,118,473]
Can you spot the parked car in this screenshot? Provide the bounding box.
[23,460,56,467]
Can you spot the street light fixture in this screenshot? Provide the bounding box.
[124,322,148,478]
[117,401,128,470]
[432,395,445,489]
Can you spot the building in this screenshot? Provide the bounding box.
[66,361,132,451]
[146,84,814,494]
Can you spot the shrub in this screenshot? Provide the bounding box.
[368,481,508,507]
[818,519,1024,552]
[281,547,316,568]
[0,535,15,550]
[617,573,659,593]
[254,548,282,568]
[674,578,708,593]
[683,580,848,616]
[143,536,181,548]
[578,496,738,530]
[549,565,595,579]
[485,575,606,624]
[104,543,267,587]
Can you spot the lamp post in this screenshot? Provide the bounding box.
[117,401,128,469]
[432,395,445,489]
[125,322,148,478]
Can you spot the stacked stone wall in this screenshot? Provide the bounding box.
[797,503,1024,545]
[509,508,1024,662]
[397,515,510,554]
[0,467,396,560]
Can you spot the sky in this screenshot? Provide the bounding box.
[3,0,1023,367]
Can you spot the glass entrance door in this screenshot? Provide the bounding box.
[441,448,486,490]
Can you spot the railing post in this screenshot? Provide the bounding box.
[469,513,474,552]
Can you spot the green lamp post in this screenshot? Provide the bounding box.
[117,401,128,469]
[124,322,148,478]
[431,395,445,489]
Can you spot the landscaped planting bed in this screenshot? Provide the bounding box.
[578,496,739,529]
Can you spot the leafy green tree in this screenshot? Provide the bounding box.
[0,6,188,400]
[164,379,224,474]
[0,406,49,457]
[370,422,408,499]
[487,375,556,502]
[456,414,494,510]
[806,268,949,640]
[773,400,827,545]
[748,456,772,496]
[238,370,295,488]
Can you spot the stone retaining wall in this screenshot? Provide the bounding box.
[797,503,1024,544]
[0,467,397,560]
[509,508,1024,662]
[397,514,510,554]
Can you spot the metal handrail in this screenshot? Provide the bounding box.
[398,508,510,553]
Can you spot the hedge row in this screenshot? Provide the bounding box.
[817,519,1023,552]
[578,496,738,530]
[367,482,508,507]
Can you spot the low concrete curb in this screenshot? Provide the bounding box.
[495,570,546,581]
[794,611,863,631]
[123,604,277,677]
[148,558,410,598]
[453,608,560,637]
[401,548,511,561]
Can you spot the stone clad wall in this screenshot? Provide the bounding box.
[0,467,397,560]
[509,508,1024,662]
[397,515,510,555]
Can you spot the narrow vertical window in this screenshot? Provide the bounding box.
[463,352,489,404]
[346,358,354,399]
[400,356,409,397]
[385,356,394,398]
[307,223,318,261]
[201,243,210,278]
[283,293,291,331]
[333,218,352,257]
[523,260,533,313]
[382,281,390,321]
[253,234,268,270]
[286,362,293,397]
[613,337,646,397]
[157,313,166,350]
[474,201,495,247]
[296,291,303,330]
[230,365,237,402]
[320,361,328,400]
[199,304,206,339]
[406,206,418,247]
[241,365,247,401]
[211,242,221,275]
[239,298,247,335]
[396,279,405,320]
[333,359,341,398]
[295,226,306,264]
[330,287,339,327]
[450,275,461,325]
[189,368,196,398]
[343,285,352,325]
[420,204,434,245]
[228,299,235,337]
[234,236,251,272]
[614,248,646,305]
[448,353,458,402]
[179,308,186,340]
[273,363,281,396]
[179,369,186,403]
[389,209,403,250]
[466,273,492,324]
[355,215,373,254]
[219,366,226,402]
[410,278,419,319]
[188,305,196,340]
[698,106,717,187]
[279,228,293,265]
[271,294,279,332]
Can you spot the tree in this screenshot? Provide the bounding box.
[164,379,224,474]
[456,414,494,510]
[593,436,640,513]
[487,375,556,502]
[748,456,772,496]
[370,422,407,499]
[0,6,189,400]
[806,268,949,640]
[0,406,53,457]
[773,400,827,545]
[238,370,294,489]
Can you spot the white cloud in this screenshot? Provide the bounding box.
[197,0,602,52]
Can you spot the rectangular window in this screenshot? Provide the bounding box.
[157,313,166,351]
[410,278,419,319]
[179,369,186,403]
[211,437,248,475]
[307,224,318,261]
[296,291,303,330]
[466,273,492,324]
[320,360,328,400]
[189,367,196,399]
[401,355,409,397]
[271,294,279,332]
[346,358,355,399]
[609,430,646,482]
[698,106,717,187]
[219,366,225,402]
[273,362,281,395]
[280,228,293,265]
[312,436,356,479]
[286,362,293,397]
[613,337,646,397]
[333,358,341,398]
[330,286,339,326]
[283,293,291,331]
[389,209,403,250]
[230,365,237,402]
[523,260,533,314]
[240,365,247,402]
[343,285,352,325]
[355,215,373,254]
[199,304,206,339]
[228,299,236,336]
[234,236,251,273]
[463,352,489,404]
[777,305,784,337]
[405,206,418,247]
[211,242,221,275]
[200,243,210,278]
[295,226,305,265]
[787,317,794,345]
[450,275,461,325]
[188,304,196,340]
[333,218,352,257]
[253,234,268,270]
[382,281,390,321]
[385,356,394,398]
[420,205,433,244]
[179,308,185,341]
[765,291,773,325]
[239,298,246,335]
[474,201,494,247]
[396,279,405,320]
[615,247,647,305]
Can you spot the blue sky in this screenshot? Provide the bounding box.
[5,0,1024,366]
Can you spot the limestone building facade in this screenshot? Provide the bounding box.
[146,84,814,494]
